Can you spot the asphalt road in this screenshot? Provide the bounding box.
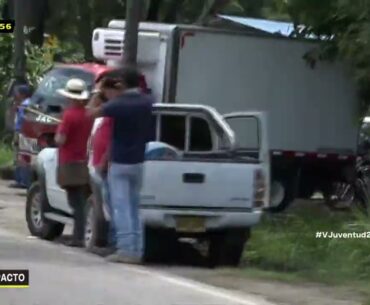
[0,181,363,305]
[0,228,275,305]
[0,180,277,305]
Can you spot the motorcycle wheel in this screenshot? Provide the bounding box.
[353,179,369,216]
[324,182,354,210]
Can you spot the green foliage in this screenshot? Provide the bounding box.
[0,34,14,100]
[41,0,289,59]
[25,42,55,88]
[0,144,13,167]
[0,33,84,135]
[286,0,370,115]
[0,34,14,135]
[25,37,84,88]
[246,207,370,283]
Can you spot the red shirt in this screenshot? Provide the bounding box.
[57,106,93,165]
[92,117,113,167]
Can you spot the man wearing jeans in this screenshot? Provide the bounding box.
[89,68,154,264]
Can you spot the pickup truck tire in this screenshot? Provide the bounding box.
[208,229,250,267]
[26,182,64,240]
[144,228,177,263]
[84,196,109,250]
[268,176,296,213]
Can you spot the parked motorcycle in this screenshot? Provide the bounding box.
[328,157,370,215]
[327,133,370,215]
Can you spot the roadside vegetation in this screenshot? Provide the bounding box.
[0,1,369,304]
[244,203,370,302]
[0,144,12,167]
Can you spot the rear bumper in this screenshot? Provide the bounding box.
[141,208,263,231]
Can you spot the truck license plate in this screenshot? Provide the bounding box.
[175,217,206,233]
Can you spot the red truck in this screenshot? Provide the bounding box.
[18,63,148,182]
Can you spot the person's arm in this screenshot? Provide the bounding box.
[87,106,104,118]
[55,134,66,146]
[87,83,107,109]
[17,106,28,132]
[54,112,70,146]
[89,99,122,119]
[14,109,21,133]
[98,147,110,175]
[97,119,113,174]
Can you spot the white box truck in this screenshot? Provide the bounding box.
[92,20,359,211]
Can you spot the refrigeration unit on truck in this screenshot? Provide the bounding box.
[92,20,359,211]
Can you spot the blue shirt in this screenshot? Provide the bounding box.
[102,91,154,164]
[15,98,30,132]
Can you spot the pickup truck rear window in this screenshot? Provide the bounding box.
[158,114,213,152]
[160,115,186,150]
[190,117,212,151]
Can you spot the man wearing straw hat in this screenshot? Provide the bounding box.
[54,78,94,247]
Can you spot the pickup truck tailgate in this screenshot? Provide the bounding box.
[141,160,259,209]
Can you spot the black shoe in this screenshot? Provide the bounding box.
[106,252,142,264]
[66,240,84,248]
[89,246,116,257]
[8,183,26,189]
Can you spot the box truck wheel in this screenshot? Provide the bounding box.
[26,182,64,240]
[268,177,296,213]
[208,229,250,267]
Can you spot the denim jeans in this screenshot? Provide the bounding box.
[90,169,116,247]
[14,165,31,188]
[108,162,144,259]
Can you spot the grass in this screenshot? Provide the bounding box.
[242,203,370,300]
[0,143,13,167]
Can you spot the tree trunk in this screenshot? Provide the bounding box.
[124,0,143,67]
[146,0,162,21]
[76,0,93,60]
[29,0,48,46]
[14,0,26,82]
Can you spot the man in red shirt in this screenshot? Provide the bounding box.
[55,78,94,247]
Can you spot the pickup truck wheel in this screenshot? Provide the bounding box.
[208,229,250,267]
[268,178,295,213]
[144,229,177,263]
[84,196,109,251]
[26,182,64,240]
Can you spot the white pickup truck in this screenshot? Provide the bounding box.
[25,104,269,266]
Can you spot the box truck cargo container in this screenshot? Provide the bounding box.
[92,20,359,211]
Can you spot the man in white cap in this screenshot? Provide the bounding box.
[55,78,94,247]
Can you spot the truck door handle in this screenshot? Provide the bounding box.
[183,173,205,184]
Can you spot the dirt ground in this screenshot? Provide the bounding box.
[0,179,366,305]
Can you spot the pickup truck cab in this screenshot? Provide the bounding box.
[25,104,269,266]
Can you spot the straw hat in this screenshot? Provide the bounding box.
[57,78,89,100]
